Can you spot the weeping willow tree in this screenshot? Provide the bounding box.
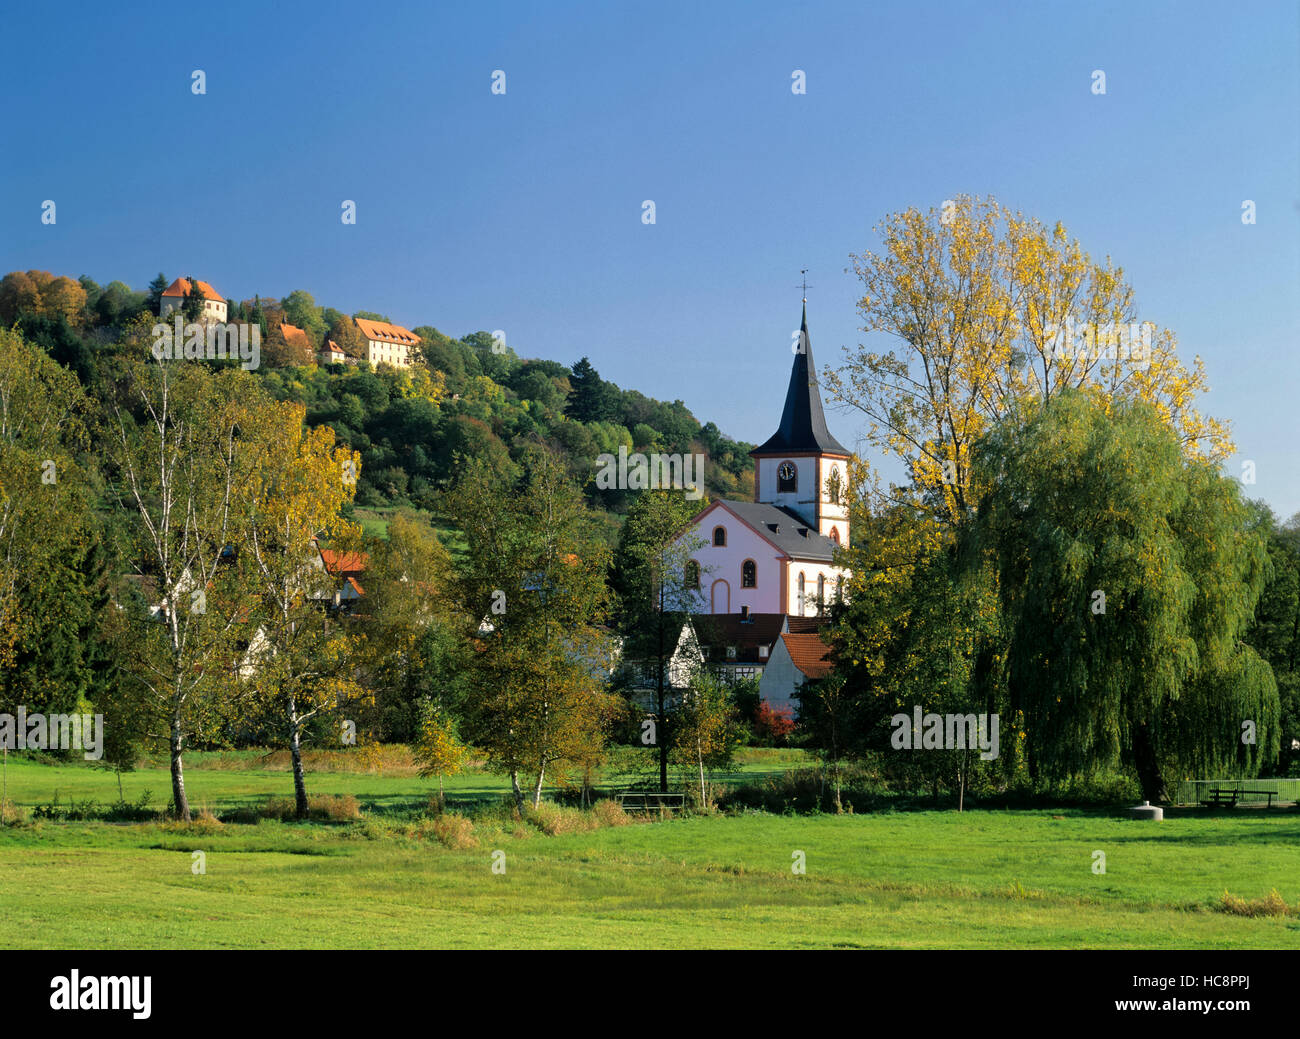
[969,390,1277,801]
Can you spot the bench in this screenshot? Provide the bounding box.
[1200,785,1239,808]
[1197,783,1282,808]
[616,791,685,813]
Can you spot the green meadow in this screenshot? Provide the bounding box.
[2,753,1298,949]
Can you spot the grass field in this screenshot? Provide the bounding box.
[2,754,1298,949]
[0,747,809,815]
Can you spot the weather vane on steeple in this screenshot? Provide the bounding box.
[798,269,811,302]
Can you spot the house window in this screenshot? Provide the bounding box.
[741,560,756,588]
[713,526,727,547]
[777,461,797,493]
[797,572,806,615]
[685,560,700,588]
[726,646,737,660]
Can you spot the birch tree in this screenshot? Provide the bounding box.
[106,354,258,821]
[443,446,615,812]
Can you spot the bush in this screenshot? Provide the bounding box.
[431,813,478,850]
[592,798,631,827]
[1218,889,1298,918]
[160,808,224,835]
[1,799,28,826]
[717,765,888,814]
[259,794,361,822]
[525,801,593,836]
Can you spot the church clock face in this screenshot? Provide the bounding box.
[777,462,797,491]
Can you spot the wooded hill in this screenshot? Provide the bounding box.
[0,270,754,536]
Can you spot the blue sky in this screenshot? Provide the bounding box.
[2,0,1297,516]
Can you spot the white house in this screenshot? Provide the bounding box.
[354,317,420,368]
[159,277,227,323]
[759,630,833,714]
[319,339,349,365]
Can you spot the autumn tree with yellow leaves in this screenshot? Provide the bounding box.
[237,398,365,819]
[825,195,1232,525]
[414,710,468,808]
[819,198,1267,806]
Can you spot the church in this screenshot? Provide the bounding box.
[683,303,851,618]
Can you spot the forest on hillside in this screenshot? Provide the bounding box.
[0,269,756,534]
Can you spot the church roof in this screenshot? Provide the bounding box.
[751,303,850,457]
[716,500,839,562]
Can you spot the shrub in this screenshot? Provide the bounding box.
[1,799,28,826]
[524,801,597,836]
[1218,889,1298,918]
[717,765,888,814]
[259,794,361,822]
[592,798,631,827]
[312,794,361,822]
[195,807,224,830]
[160,809,224,835]
[431,813,478,850]
[753,702,795,745]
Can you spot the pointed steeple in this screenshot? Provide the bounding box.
[751,302,849,457]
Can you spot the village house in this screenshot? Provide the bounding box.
[279,321,313,363]
[159,277,227,323]
[319,339,350,365]
[759,627,834,714]
[354,317,420,368]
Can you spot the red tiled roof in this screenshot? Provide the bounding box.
[319,548,368,575]
[780,632,833,679]
[354,317,419,345]
[162,277,224,302]
[280,322,311,349]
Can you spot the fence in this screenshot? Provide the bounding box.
[1170,778,1300,806]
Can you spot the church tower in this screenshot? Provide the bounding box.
[750,303,851,547]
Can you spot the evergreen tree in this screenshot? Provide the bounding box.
[566,357,615,424]
[146,272,168,315]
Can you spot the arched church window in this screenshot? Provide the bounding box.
[797,572,806,614]
[713,526,727,547]
[685,560,700,589]
[828,466,842,504]
[777,461,797,493]
[741,560,756,588]
[817,574,826,615]
[829,526,840,546]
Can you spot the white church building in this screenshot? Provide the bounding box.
[683,303,851,618]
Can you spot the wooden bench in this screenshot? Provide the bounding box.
[616,791,685,813]
[1200,785,1239,808]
